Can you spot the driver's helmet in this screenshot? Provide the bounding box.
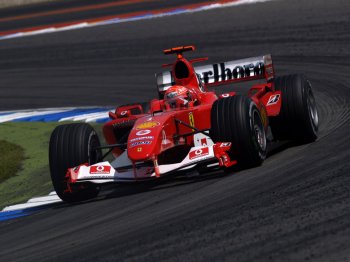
[164,85,197,109]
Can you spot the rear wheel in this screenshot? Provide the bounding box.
[211,95,267,168]
[49,123,102,202]
[270,74,318,142]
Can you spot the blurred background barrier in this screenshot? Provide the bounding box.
[0,0,55,9]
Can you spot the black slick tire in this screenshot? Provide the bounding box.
[211,95,267,168]
[49,123,102,202]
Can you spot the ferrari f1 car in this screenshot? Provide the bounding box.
[49,45,319,202]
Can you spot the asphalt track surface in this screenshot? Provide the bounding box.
[1,0,350,261]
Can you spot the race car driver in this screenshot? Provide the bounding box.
[164,85,199,109]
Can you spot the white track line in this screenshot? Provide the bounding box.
[2,192,61,212]
[0,109,69,123]
[0,107,113,123]
[58,110,112,122]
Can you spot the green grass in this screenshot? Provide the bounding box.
[0,122,103,209]
[0,140,25,183]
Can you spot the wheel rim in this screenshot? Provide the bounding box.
[253,110,266,151]
[307,86,319,130]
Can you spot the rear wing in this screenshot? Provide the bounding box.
[156,54,274,93]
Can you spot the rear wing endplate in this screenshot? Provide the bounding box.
[156,54,274,93]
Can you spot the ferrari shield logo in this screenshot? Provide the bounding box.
[137,147,142,152]
[189,112,195,131]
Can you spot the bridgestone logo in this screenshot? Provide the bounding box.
[267,94,280,105]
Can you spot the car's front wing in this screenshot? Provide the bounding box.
[66,143,236,184]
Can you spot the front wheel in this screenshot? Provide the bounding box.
[49,123,102,202]
[211,95,267,168]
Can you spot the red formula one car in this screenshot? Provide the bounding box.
[49,45,319,202]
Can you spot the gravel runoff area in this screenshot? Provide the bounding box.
[0,0,56,9]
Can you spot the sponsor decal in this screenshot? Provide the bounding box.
[85,175,114,179]
[201,138,207,146]
[113,120,135,127]
[130,141,152,148]
[267,94,280,105]
[136,129,151,136]
[201,61,265,84]
[189,147,209,160]
[220,142,231,147]
[189,112,195,131]
[89,165,111,174]
[221,93,230,98]
[137,147,142,152]
[130,136,154,142]
[136,121,160,130]
[120,110,128,116]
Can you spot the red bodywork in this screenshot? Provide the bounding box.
[67,45,282,183]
